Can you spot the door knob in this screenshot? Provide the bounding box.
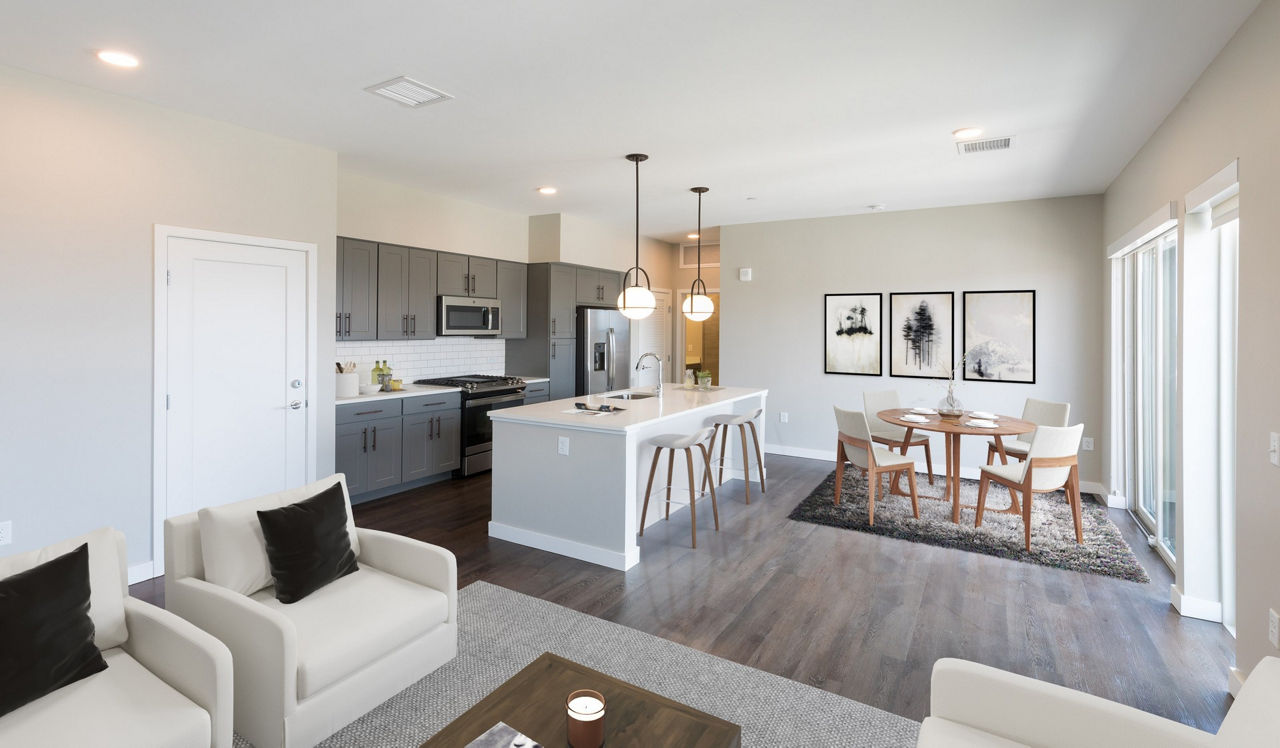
[289,400,302,410]
[290,379,303,389]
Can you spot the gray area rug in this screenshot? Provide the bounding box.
[790,469,1150,583]
[235,581,919,747]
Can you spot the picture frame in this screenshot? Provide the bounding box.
[889,292,954,379]
[824,293,883,376]
[963,290,1036,383]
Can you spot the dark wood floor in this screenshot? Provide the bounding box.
[131,454,1235,731]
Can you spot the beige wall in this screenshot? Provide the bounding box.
[0,65,338,567]
[720,196,1105,483]
[1103,0,1280,679]
[338,171,527,261]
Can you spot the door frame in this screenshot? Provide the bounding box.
[673,287,720,376]
[151,224,319,578]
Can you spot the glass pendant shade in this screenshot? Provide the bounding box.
[617,285,656,319]
[682,293,714,321]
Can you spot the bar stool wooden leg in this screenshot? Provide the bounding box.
[747,420,766,494]
[685,447,698,548]
[664,448,675,520]
[698,443,720,530]
[702,425,718,494]
[738,423,751,504]
[717,423,729,487]
[639,448,662,536]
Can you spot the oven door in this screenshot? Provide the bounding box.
[439,296,502,336]
[462,391,525,455]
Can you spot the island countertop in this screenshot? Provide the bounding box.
[488,385,768,434]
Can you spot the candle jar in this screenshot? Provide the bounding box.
[566,689,605,748]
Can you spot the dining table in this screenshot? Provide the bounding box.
[876,408,1037,523]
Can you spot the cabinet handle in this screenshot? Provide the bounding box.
[551,318,556,336]
[436,416,441,439]
[336,313,342,336]
[410,314,416,336]
[402,314,408,335]
[345,313,351,336]
[463,271,469,294]
[372,426,377,451]
[354,409,384,416]
[362,427,368,453]
[551,342,556,359]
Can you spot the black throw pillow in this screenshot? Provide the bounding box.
[0,543,109,718]
[257,482,359,603]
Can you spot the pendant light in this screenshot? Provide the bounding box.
[617,153,656,320]
[682,187,714,322]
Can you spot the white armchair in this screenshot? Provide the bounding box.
[921,657,1280,746]
[164,474,457,748]
[0,528,232,748]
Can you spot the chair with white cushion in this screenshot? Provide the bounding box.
[164,474,458,748]
[986,397,1070,465]
[864,390,934,485]
[976,424,1084,550]
[640,426,719,548]
[834,407,920,525]
[920,655,1280,747]
[0,528,232,748]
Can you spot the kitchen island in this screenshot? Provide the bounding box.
[488,385,768,570]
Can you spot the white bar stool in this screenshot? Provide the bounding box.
[703,408,766,503]
[639,426,719,548]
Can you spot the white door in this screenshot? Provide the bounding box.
[631,289,671,387]
[164,236,309,520]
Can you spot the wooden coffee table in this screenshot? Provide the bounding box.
[422,652,741,747]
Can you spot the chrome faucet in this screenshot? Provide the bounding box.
[636,352,663,396]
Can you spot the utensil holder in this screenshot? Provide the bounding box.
[336,372,358,398]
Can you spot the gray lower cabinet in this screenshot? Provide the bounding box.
[497,260,527,339]
[403,398,462,481]
[524,380,550,404]
[335,421,371,495]
[337,393,460,499]
[366,417,402,491]
[337,237,377,341]
[429,410,461,474]
[438,253,498,298]
[336,415,402,494]
[377,244,437,340]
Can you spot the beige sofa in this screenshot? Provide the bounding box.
[0,528,232,748]
[164,474,457,748]
[921,656,1280,746]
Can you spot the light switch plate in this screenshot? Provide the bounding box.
[738,268,752,282]
[780,412,789,423]
[557,436,570,456]
[1081,437,1094,451]
[1270,609,1279,648]
[1270,433,1279,467]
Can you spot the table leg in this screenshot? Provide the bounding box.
[890,426,914,496]
[950,434,962,523]
[993,434,1009,465]
[942,432,953,501]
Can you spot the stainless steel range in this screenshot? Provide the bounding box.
[413,375,525,476]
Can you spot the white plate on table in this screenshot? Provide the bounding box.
[966,419,998,428]
[969,411,999,420]
[910,407,938,415]
[900,414,929,423]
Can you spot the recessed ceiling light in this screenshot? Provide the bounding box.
[537,186,557,195]
[746,196,757,201]
[952,127,983,140]
[687,233,699,239]
[867,203,887,212]
[97,50,139,68]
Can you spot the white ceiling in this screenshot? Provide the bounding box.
[0,1,1259,243]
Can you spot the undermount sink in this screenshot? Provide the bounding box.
[606,392,655,400]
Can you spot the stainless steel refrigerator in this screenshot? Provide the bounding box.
[575,306,631,396]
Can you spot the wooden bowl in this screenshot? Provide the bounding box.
[938,408,965,421]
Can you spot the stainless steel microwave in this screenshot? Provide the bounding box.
[438,295,501,336]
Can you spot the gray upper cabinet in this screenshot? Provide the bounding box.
[438,253,498,298]
[337,237,377,341]
[549,264,577,338]
[575,267,623,305]
[377,244,436,340]
[496,260,527,339]
[437,253,469,296]
[599,271,622,305]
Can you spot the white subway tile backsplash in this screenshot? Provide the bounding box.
[335,337,505,381]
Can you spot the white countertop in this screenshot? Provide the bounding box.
[336,384,461,404]
[489,385,767,433]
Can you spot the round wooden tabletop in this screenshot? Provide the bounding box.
[876,408,1036,437]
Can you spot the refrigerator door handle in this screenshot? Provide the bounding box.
[606,327,616,391]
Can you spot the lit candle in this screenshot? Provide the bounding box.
[566,689,605,748]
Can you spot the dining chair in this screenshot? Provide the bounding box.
[833,406,919,525]
[863,390,934,484]
[986,397,1070,465]
[975,424,1085,550]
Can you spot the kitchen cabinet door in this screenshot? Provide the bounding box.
[429,410,461,474]
[599,271,622,306]
[549,264,577,338]
[550,338,576,399]
[367,417,403,491]
[407,248,437,339]
[437,253,469,296]
[338,238,377,341]
[497,260,527,339]
[576,268,601,304]
[401,412,432,482]
[335,421,370,495]
[470,257,497,297]
[376,244,409,339]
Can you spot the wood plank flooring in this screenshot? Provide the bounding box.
[131,454,1235,731]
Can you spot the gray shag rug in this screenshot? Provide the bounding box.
[235,581,919,747]
[790,469,1150,584]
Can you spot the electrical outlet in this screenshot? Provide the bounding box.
[1270,432,1279,467]
[1081,437,1094,451]
[0,520,11,546]
[780,412,789,423]
[557,436,570,456]
[1270,609,1279,648]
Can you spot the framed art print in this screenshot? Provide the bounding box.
[963,290,1036,383]
[889,292,953,379]
[824,293,882,376]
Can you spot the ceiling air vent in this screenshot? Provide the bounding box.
[365,76,452,108]
[956,136,1013,155]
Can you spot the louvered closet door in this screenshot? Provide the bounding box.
[630,289,670,388]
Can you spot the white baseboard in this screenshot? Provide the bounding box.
[488,521,638,571]
[128,561,156,585]
[1228,666,1247,697]
[765,443,834,461]
[1171,584,1224,623]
